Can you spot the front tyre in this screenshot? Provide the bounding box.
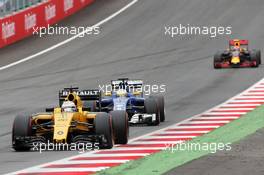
[12,115,33,151]
[145,97,160,126]
[110,110,129,144]
[150,96,165,122]
[256,50,261,65]
[250,51,259,68]
[95,113,114,149]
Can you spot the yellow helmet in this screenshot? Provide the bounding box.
[116,89,127,97]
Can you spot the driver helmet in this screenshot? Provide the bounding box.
[233,46,240,51]
[116,89,128,97]
[62,101,77,112]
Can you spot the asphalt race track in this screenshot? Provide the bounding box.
[1,0,264,174]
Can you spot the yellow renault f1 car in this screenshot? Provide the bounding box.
[214,39,261,68]
[12,88,129,151]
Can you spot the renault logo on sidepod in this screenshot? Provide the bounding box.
[57,131,64,135]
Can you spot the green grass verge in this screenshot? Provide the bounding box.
[98,105,264,175]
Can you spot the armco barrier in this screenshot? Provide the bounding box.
[0,0,94,48]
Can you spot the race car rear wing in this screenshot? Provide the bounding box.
[111,78,143,93]
[229,39,249,46]
[59,87,102,101]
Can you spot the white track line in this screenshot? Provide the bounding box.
[222,103,261,106]
[232,100,264,103]
[151,133,203,136]
[17,168,107,173]
[170,125,220,128]
[196,117,239,120]
[236,96,264,99]
[211,108,254,111]
[63,160,130,164]
[162,130,210,134]
[222,108,255,110]
[203,112,246,115]
[248,91,264,93]
[0,0,139,71]
[84,153,149,157]
[143,136,196,139]
[131,141,184,144]
[186,121,230,124]
[109,147,165,150]
[243,93,264,96]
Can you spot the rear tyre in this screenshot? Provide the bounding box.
[12,115,32,151]
[145,97,160,126]
[214,52,222,69]
[110,110,129,144]
[95,113,114,149]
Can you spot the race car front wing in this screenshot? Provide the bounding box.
[215,60,257,68]
[129,113,157,125]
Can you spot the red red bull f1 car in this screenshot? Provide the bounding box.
[214,39,261,68]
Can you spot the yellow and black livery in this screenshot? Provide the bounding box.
[12,87,129,151]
